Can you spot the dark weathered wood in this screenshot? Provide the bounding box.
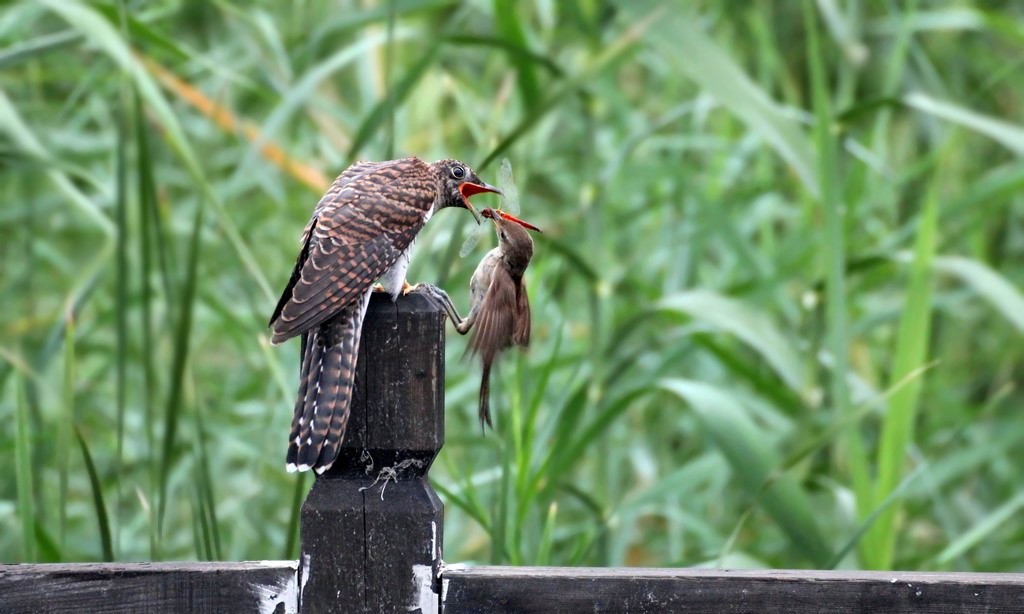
[0,561,297,614]
[441,566,1024,613]
[300,292,445,614]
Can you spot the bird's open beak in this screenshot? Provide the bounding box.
[459,181,502,224]
[460,181,502,198]
[494,210,543,233]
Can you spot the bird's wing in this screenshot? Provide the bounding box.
[270,158,434,343]
[512,280,530,347]
[307,160,384,224]
[270,160,391,328]
[467,266,517,362]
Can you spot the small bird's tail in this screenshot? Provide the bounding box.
[286,291,371,473]
[478,360,493,433]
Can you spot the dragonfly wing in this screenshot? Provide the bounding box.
[498,157,519,216]
[459,224,483,257]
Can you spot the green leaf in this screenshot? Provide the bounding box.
[253,27,416,165]
[76,427,114,562]
[493,0,542,110]
[58,308,75,554]
[157,203,205,539]
[932,255,1024,333]
[0,30,80,69]
[41,0,275,300]
[657,290,806,397]
[660,379,834,566]
[937,492,1024,564]
[867,175,940,569]
[479,9,660,169]
[804,0,870,531]
[904,92,1024,156]
[640,6,819,197]
[14,376,35,562]
[347,43,440,160]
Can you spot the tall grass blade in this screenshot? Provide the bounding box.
[640,6,819,197]
[383,0,398,159]
[133,88,162,559]
[936,492,1024,565]
[42,0,275,300]
[904,92,1024,156]
[493,0,541,110]
[445,35,565,76]
[14,375,35,562]
[535,503,557,565]
[479,10,660,169]
[828,464,928,569]
[75,427,114,562]
[284,473,308,560]
[867,175,940,569]
[157,204,205,540]
[803,0,870,547]
[347,44,440,160]
[931,255,1024,333]
[658,290,807,397]
[250,28,415,167]
[114,96,129,558]
[661,379,834,566]
[0,30,80,69]
[57,306,75,555]
[193,391,222,560]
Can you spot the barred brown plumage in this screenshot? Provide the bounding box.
[269,157,500,473]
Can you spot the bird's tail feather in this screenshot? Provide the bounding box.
[286,331,317,471]
[285,291,371,474]
[478,360,493,434]
[314,291,371,473]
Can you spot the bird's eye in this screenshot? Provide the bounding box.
[451,166,466,179]
[500,232,508,241]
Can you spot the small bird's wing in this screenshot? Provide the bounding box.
[269,158,434,343]
[512,280,530,347]
[467,266,517,362]
[467,266,517,432]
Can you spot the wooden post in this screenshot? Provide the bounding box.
[298,293,445,614]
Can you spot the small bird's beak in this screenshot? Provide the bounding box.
[459,181,501,224]
[495,210,543,233]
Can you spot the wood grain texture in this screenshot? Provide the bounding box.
[440,566,1024,613]
[299,292,445,613]
[0,561,297,614]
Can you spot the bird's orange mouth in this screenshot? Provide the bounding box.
[482,208,543,233]
[459,181,502,198]
[458,181,501,224]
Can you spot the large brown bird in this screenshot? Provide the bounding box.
[269,157,499,473]
[421,208,540,431]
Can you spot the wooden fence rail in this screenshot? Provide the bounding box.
[1,294,1022,613]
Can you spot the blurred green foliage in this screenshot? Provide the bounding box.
[1,0,1022,572]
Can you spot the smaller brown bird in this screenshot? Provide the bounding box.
[422,208,541,430]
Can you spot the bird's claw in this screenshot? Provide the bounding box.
[372,283,386,293]
[402,280,420,296]
[414,282,443,300]
[415,283,449,309]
